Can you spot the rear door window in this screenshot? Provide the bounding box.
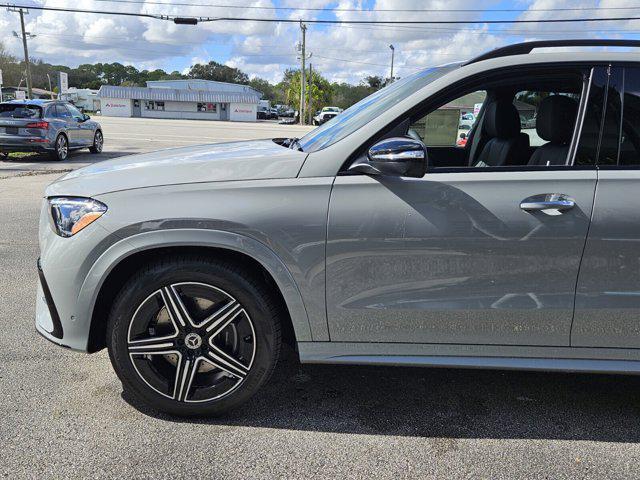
[65,103,84,120]
[619,67,640,166]
[57,104,72,119]
[598,67,623,166]
[0,104,42,119]
[575,68,608,166]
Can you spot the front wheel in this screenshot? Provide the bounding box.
[49,134,68,161]
[89,130,103,154]
[107,255,282,416]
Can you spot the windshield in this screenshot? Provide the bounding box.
[298,64,459,153]
[0,104,42,119]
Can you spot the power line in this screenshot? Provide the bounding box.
[196,16,640,25]
[30,0,640,14]
[4,3,640,24]
[320,21,640,39]
[34,27,640,45]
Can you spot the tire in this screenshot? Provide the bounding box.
[107,255,282,416]
[49,134,68,161]
[89,130,103,154]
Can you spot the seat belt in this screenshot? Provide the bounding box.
[467,109,486,166]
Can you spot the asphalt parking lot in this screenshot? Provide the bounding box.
[0,116,312,179]
[2,117,640,479]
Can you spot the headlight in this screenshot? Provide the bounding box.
[49,197,107,237]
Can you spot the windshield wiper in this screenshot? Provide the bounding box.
[272,137,304,151]
[287,137,303,152]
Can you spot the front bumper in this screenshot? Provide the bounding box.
[35,259,70,348]
[35,197,121,352]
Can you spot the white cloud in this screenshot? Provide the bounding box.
[1,0,629,86]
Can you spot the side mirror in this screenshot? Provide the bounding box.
[349,136,427,178]
[83,114,91,121]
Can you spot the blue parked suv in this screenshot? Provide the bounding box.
[0,99,103,161]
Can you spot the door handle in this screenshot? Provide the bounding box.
[520,193,575,213]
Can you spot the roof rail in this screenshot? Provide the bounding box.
[466,39,640,65]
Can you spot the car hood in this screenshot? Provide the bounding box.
[45,139,307,197]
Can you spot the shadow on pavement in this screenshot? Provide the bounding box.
[123,346,640,442]
[1,150,140,165]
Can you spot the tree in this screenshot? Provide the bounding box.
[187,61,249,84]
[0,46,379,111]
[363,75,384,90]
[278,68,332,112]
[330,82,371,110]
[248,77,276,102]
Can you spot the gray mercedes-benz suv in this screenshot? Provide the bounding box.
[35,40,640,416]
[0,99,103,161]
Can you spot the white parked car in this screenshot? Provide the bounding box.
[313,106,343,126]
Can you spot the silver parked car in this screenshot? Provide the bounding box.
[0,99,103,161]
[36,40,640,416]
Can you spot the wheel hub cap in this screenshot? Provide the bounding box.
[184,332,202,350]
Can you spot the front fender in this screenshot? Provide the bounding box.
[78,228,313,346]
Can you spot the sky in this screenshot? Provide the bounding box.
[0,0,638,84]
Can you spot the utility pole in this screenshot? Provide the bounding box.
[389,44,395,84]
[307,63,313,125]
[46,73,54,99]
[10,8,34,99]
[298,21,307,125]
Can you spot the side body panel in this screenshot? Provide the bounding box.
[38,177,334,350]
[95,177,333,341]
[572,170,640,347]
[78,120,96,145]
[297,341,640,373]
[326,171,596,345]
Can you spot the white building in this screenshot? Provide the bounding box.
[98,79,261,121]
[59,88,100,112]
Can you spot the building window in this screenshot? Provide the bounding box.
[197,102,217,112]
[145,101,165,111]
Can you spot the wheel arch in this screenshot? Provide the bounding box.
[83,229,312,353]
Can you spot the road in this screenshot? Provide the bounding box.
[0,116,313,178]
[1,118,640,479]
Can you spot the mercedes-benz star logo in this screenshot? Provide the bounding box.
[184,332,202,350]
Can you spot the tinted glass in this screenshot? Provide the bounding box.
[57,104,72,118]
[598,67,623,166]
[575,68,606,166]
[298,63,460,152]
[65,103,83,119]
[620,67,640,166]
[410,90,485,147]
[0,104,42,118]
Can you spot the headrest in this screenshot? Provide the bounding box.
[484,100,521,139]
[536,95,578,144]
